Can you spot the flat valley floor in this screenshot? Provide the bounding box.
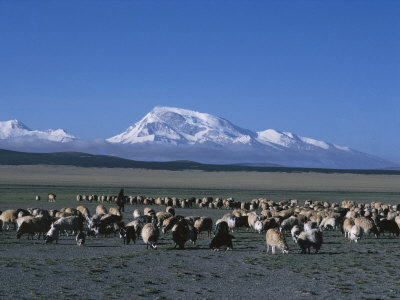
[0,165,400,299]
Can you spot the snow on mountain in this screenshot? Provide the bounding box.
[107,106,259,146]
[108,106,350,152]
[105,106,393,169]
[256,129,349,152]
[0,120,76,143]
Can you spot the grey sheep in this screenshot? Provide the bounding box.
[295,229,323,254]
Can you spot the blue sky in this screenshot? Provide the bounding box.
[0,1,399,163]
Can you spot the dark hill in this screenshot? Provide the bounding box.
[0,148,399,175]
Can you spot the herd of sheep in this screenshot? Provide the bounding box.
[1,194,400,254]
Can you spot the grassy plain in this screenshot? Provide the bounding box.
[0,165,400,299]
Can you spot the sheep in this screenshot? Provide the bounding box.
[125,215,154,236]
[247,213,259,230]
[76,205,90,218]
[266,229,289,254]
[156,212,172,227]
[304,221,318,232]
[96,205,108,215]
[32,208,49,217]
[279,216,298,232]
[354,217,379,238]
[144,207,155,216]
[119,225,136,245]
[87,213,104,230]
[109,207,121,216]
[377,219,400,236]
[17,215,51,240]
[210,221,234,250]
[76,194,82,202]
[141,220,159,249]
[235,215,249,229]
[76,231,85,246]
[349,225,363,242]
[0,210,18,230]
[166,206,175,216]
[133,209,141,218]
[295,229,323,254]
[16,215,35,230]
[254,220,264,234]
[263,218,277,231]
[162,216,179,234]
[218,214,236,232]
[291,225,301,242]
[35,195,41,201]
[45,226,60,244]
[51,215,84,237]
[194,217,213,238]
[171,219,192,249]
[91,214,123,237]
[48,193,56,202]
[341,219,355,238]
[319,217,339,230]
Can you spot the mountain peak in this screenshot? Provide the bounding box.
[0,120,76,142]
[107,106,256,146]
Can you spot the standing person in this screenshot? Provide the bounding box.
[117,188,125,212]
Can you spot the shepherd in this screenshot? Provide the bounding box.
[117,188,125,212]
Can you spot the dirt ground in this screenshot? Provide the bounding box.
[0,166,400,299]
[0,165,400,192]
[1,203,400,300]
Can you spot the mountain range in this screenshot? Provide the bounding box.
[0,106,394,169]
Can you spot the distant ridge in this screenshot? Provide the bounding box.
[0,148,399,175]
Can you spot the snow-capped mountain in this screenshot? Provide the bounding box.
[107,106,259,146]
[106,106,393,169]
[0,120,76,143]
[107,106,350,151]
[0,108,394,169]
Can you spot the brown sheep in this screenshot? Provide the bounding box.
[266,229,288,254]
[96,205,108,215]
[109,207,122,216]
[194,217,213,238]
[0,210,18,230]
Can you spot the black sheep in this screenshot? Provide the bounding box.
[120,225,136,244]
[210,221,234,250]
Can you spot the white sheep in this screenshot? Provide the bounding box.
[141,221,160,249]
[52,216,83,237]
[254,220,264,234]
[349,225,363,243]
[291,225,301,242]
[133,209,141,218]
